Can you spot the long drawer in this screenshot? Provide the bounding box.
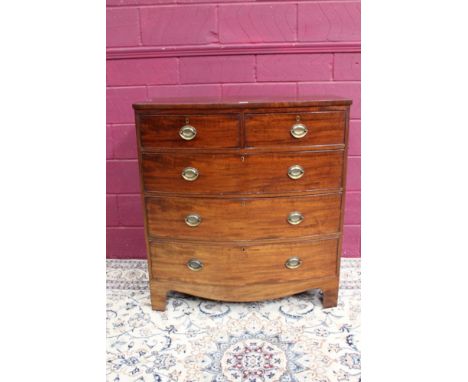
[141,151,344,194]
[146,193,341,241]
[150,239,339,286]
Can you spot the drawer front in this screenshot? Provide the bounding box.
[139,114,241,149]
[150,239,338,286]
[142,151,343,194]
[146,194,341,240]
[245,111,345,148]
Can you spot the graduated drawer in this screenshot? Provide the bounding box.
[141,151,344,194]
[150,239,338,286]
[146,194,341,241]
[139,114,241,149]
[245,111,345,148]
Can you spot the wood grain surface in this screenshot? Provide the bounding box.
[141,150,344,194]
[134,96,352,110]
[150,239,338,286]
[245,111,345,148]
[149,277,339,310]
[140,114,241,149]
[146,193,341,241]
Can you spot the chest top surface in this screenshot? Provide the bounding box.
[133,95,352,110]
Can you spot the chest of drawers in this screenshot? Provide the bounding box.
[133,97,352,311]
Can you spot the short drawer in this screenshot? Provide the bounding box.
[146,194,341,241]
[150,239,338,286]
[245,111,345,148]
[139,114,241,149]
[141,151,344,194]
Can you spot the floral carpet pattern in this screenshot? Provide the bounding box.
[107,259,361,382]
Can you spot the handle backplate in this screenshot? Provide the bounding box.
[288,165,304,180]
[287,211,304,225]
[187,259,203,271]
[290,123,308,138]
[285,257,302,269]
[181,167,199,181]
[179,124,197,141]
[185,214,202,227]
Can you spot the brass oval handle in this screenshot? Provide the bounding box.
[287,211,304,225]
[179,125,197,141]
[187,259,203,271]
[181,167,199,181]
[285,257,302,269]
[288,165,304,180]
[290,123,308,138]
[185,214,202,227]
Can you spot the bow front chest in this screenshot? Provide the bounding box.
[133,97,352,311]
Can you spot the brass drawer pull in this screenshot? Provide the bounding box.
[285,257,302,269]
[291,115,308,138]
[291,123,308,138]
[287,211,304,225]
[288,165,304,180]
[187,259,203,271]
[179,121,197,141]
[185,214,202,227]
[181,167,199,181]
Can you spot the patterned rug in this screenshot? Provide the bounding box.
[107,259,361,382]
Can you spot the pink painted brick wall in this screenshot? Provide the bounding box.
[179,56,256,84]
[218,4,297,43]
[140,5,218,45]
[107,0,361,259]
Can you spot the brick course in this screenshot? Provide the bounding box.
[298,2,361,42]
[257,54,333,82]
[140,5,218,46]
[106,8,141,47]
[218,4,297,43]
[107,58,179,86]
[180,56,256,84]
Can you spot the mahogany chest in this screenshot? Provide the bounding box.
[133,96,352,311]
